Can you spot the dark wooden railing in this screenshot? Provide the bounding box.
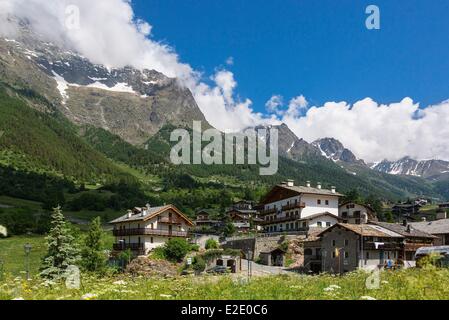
[260,215,301,225]
[113,228,188,237]
[281,202,306,211]
[158,217,183,224]
[364,242,402,251]
[259,208,277,215]
[113,243,145,251]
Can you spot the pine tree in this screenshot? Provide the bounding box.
[40,206,80,280]
[81,217,106,272]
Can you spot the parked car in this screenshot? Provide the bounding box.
[206,266,229,274]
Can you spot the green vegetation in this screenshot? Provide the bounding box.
[2,269,449,300]
[81,217,107,273]
[163,238,191,262]
[0,235,47,276]
[0,87,132,183]
[40,207,80,280]
[205,239,219,250]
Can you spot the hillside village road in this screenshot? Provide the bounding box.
[241,259,294,276]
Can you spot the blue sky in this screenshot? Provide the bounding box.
[133,0,449,113]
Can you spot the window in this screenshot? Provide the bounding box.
[332,240,336,247]
[317,221,323,227]
[325,200,329,206]
[326,222,331,227]
[317,199,322,205]
[342,212,348,218]
[344,239,349,246]
[366,252,370,260]
[345,252,349,259]
[150,237,154,244]
[304,249,313,256]
[332,252,336,258]
[302,222,307,228]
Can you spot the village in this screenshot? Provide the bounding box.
[110,179,449,276]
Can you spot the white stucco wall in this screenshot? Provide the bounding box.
[339,203,370,224]
[113,208,191,254]
[308,215,340,228]
[264,194,339,218]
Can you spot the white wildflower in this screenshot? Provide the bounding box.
[12,297,25,300]
[81,293,98,300]
[113,280,127,286]
[160,294,173,298]
[360,296,377,300]
[324,284,341,291]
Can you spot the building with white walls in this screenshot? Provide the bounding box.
[110,204,194,256]
[258,180,344,233]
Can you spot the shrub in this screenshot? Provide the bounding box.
[192,256,206,273]
[205,239,219,250]
[163,238,190,262]
[223,223,236,237]
[190,244,200,252]
[150,247,166,260]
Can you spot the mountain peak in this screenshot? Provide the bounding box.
[312,138,365,166]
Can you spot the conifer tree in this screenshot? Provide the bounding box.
[40,206,80,280]
[81,217,106,272]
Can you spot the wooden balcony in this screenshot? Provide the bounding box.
[281,202,306,211]
[363,242,402,251]
[113,228,188,237]
[259,208,277,215]
[261,215,301,226]
[158,216,183,225]
[113,243,145,252]
[404,242,433,252]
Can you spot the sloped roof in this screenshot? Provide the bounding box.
[318,223,404,238]
[372,221,436,239]
[410,219,449,235]
[298,212,343,222]
[339,202,375,213]
[282,185,344,197]
[109,205,194,226]
[260,184,344,204]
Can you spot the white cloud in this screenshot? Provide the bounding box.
[265,95,284,114]
[281,97,449,163]
[1,0,449,161]
[0,0,273,132]
[286,95,308,117]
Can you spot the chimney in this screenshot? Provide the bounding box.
[280,181,287,186]
[317,182,322,190]
[421,217,427,222]
[331,186,336,194]
[146,203,151,210]
[306,181,311,188]
[127,210,132,219]
[287,179,294,187]
[402,220,408,227]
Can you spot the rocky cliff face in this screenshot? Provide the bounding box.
[0,25,209,145]
[371,157,449,179]
[312,138,366,166]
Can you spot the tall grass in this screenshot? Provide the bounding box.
[1,268,449,300]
